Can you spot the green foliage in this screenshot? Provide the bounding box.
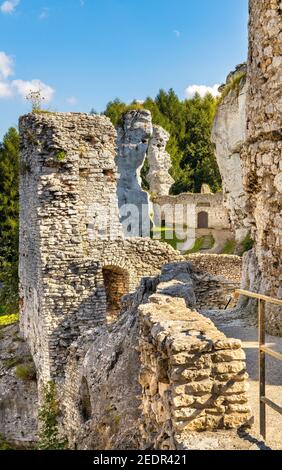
[56,151,66,162]
[185,237,205,254]
[219,71,246,102]
[0,313,19,328]
[0,433,11,450]
[222,239,236,255]
[241,232,254,253]
[151,226,185,251]
[15,363,36,381]
[103,89,222,194]
[3,356,22,370]
[38,381,68,450]
[0,128,19,316]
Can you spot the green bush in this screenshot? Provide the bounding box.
[15,363,36,381]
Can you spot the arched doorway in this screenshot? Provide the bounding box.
[198,211,209,229]
[102,266,130,323]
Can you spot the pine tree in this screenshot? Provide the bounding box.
[0,127,19,314]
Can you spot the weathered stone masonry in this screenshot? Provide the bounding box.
[19,112,182,381]
[242,0,282,335]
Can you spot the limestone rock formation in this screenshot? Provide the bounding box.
[242,0,282,335]
[116,110,152,237]
[147,125,174,197]
[0,324,38,447]
[212,64,250,243]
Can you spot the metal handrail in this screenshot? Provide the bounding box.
[233,289,282,441]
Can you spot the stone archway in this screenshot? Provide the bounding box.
[102,265,130,322]
[198,211,209,229]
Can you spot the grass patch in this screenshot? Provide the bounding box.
[222,239,236,255]
[151,226,186,251]
[219,71,246,103]
[32,109,56,115]
[3,356,22,370]
[238,232,254,255]
[15,363,36,381]
[185,237,205,254]
[56,151,67,162]
[0,313,19,328]
[0,433,12,450]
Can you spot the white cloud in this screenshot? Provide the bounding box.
[0,81,12,98]
[39,8,49,20]
[0,0,20,14]
[173,30,180,38]
[185,84,220,99]
[0,51,55,103]
[0,51,14,78]
[66,96,78,105]
[12,79,55,102]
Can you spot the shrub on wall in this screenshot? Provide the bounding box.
[38,381,68,450]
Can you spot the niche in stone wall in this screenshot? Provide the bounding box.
[198,211,209,229]
[102,266,130,323]
[79,377,92,423]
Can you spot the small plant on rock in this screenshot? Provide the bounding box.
[38,381,68,450]
[15,363,36,381]
[26,90,45,112]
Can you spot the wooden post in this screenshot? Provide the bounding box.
[258,299,266,440]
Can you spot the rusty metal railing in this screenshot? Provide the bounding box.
[233,289,282,440]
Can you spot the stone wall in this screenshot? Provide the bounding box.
[19,112,182,381]
[62,261,251,450]
[242,0,282,335]
[139,294,251,449]
[153,193,231,231]
[186,254,242,283]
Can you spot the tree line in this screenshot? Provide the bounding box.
[104,88,222,194]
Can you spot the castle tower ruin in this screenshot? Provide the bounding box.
[19,112,181,381]
[243,0,282,334]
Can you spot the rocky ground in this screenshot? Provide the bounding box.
[0,323,38,448]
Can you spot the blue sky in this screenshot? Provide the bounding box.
[0,0,248,139]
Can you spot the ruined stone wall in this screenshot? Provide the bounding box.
[153,193,231,231]
[139,294,251,449]
[62,262,251,450]
[186,254,242,283]
[242,0,282,335]
[19,112,182,381]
